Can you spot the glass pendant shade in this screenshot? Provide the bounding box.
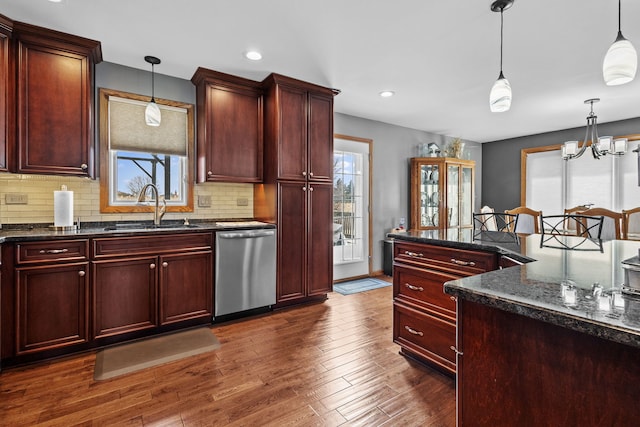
[490,73,512,113]
[145,100,161,126]
[603,34,637,85]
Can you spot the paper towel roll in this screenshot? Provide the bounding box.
[54,190,74,227]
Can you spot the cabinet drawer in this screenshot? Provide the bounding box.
[394,241,497,275]
[394,265,456,321]
[16,239,89,264]
[93,232,212,258]
[393,302,456,374]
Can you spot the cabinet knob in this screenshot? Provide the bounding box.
[78,270,85,277]
[309,172,314,177]
[309,187,314,192]
[302,186,307,191]
[207,171,213,176]
[162,262,168,268]
[81,163,88,170]
[302,171,307,177]
[150,263,156,269]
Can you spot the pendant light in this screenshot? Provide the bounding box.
[144,55,161,126]
[489,0,514,113]
[603,0,637,86]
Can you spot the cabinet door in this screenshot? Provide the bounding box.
[276,85,307,181]
[200,83,263,182]
[159,250,213,325]
[16,36,93,176]
[92,257,157,338]
[277,182,307,302]
[16,262,89,354]
[307,183,333,295]
[307,92,333,182]
[0,28,9,172]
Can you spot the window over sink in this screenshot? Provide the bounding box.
[98,88,195,213]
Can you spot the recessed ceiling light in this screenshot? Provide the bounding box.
[48,0,64,3]
[379,91,395,98]
[244,51,262,61]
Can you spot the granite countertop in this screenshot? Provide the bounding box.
[390,229,640,349]
[0,220,275,243]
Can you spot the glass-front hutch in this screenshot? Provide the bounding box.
[410,157,475,230]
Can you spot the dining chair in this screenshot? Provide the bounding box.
[563,205,591,234]
[473,212,517,233]
[478,206,497,231]
[541,214,604,239]
[504,206,542,234]
[577,207,623,240]
[622,207,640,240]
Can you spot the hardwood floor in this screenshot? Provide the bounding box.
[0,281,455,426]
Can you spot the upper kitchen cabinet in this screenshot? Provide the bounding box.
[410,157,475,231]
[0,15,12,172]
[262,73,335,183]
[191,67,263,183]
[14,21,102,177]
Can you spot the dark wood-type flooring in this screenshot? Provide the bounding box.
[0,279,455,426]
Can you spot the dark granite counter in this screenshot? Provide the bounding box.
[390,229,640,349]
[0,220,275,243]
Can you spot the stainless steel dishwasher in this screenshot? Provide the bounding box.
[214,228,277,318]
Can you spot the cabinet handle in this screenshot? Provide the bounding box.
[81,163,88,170]
[405,283,424,292]
[207,171,213,176]
[162,262,168,268]
[78,271,85,277]
[450,346,463,356]
[451,258,475,267]
[404,250,424,258]
[39,248,69,254]
[150,263,156,269]
[450,296,457,301]
[302,171,307,177]
[404,325,424,337]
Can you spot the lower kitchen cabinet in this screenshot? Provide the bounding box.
[16,262,89,355]
[393,240,498,375]
[92,256,157,338]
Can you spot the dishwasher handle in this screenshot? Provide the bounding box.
[217,230,276,239]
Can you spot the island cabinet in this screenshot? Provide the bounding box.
[257,73,336,306]
[13,22,102,177]
[393,240,497,375]
[91,232,213,340]
[14,239,90,355]
[191,67,263,183]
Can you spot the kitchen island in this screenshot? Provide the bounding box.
[391,229,640,426]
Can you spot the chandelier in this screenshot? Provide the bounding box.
[562,98,627,160]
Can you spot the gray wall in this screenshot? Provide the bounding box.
[482,117,640,212]
[334,113,482,274]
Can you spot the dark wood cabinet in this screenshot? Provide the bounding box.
[13,22,101,177]
[276,182,332,303]
[92,256,157,338]
[191,67,263,183]
[92,232,213,339]
[0,15,11,172]
[257,73,336,306]
[392,240,498,375]
[14,239,90,355]
[262,73,334,183]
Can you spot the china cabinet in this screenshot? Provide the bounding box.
[410,157,475,230]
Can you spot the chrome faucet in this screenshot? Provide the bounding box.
[137,183,166,226]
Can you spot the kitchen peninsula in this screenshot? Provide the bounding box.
[390,229,640,425]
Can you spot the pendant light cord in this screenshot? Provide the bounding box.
[151,63,156,102]
[618,0,621,33]
[500,7,504,74]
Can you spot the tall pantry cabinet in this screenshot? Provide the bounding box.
[256,73,337,306]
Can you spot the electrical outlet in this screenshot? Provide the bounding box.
[237,198,248,206]
[198,195,212,208]
[5,193,28,204]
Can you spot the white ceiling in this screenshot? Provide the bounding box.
[4,0,640,143]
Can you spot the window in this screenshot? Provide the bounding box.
[99,88,194,213]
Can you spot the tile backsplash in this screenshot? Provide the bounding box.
[0,173,253,225]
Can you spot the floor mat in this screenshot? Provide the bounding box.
[333,277,392,295]
[94,327,220,381]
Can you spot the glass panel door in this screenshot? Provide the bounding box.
[447,165,459,227]
[461,166,473,227]
[421,163,440,227]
